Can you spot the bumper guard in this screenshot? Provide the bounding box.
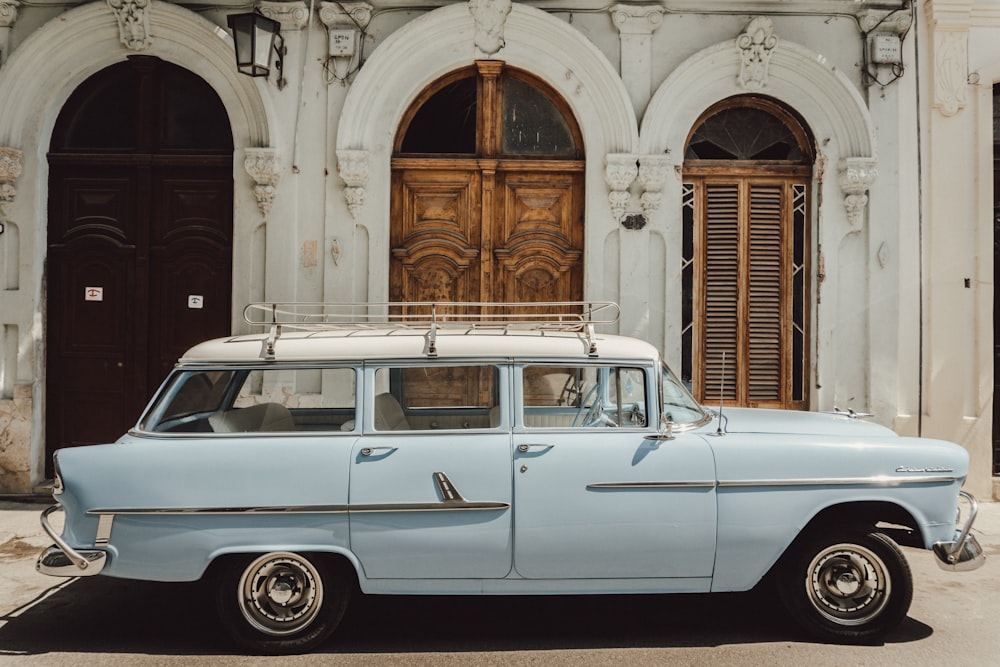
[35,504,107,577]
[932,490,986,572]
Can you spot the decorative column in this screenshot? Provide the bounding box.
[838,157,878,231]
[244,148,281,217]
[609,4,663,119]
[319,2,373,82]
[336,149,369,219]
[0,1,18,66]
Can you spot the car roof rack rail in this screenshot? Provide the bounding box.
[244,301,621,358]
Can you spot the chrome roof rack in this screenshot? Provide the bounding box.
[243,301,621,359]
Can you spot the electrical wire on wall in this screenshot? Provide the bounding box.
[861,1,913,88]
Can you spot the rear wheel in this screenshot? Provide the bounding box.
[214,552,350,654]
[776,529,912,642]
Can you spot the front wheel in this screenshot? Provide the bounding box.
[214,552,350,654]
[776,529,912,643]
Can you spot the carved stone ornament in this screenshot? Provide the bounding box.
[0,1,20,29]
[933,30,968,117]
[605,154,639,223]
[244,148,281,217]
[319,1,373,28]
[337,149,369,219]
[468,0,512,56]
[839,157,878,230]
[107,0,151,51]
[636,154,671,218]
[259,1,311,31]
[609,4,664,36]
[0,146,22,214]
[736,17,778,90]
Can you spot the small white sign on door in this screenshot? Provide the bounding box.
[85,287,104,302]
[188,295,204,309]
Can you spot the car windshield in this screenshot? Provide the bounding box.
[660,361,709,426]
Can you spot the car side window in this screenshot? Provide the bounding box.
[372,365,500,431]
[141,367,357,434]
[522,365,647,428]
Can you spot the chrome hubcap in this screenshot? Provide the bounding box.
[238,553,324,636]
[807,543,890,626]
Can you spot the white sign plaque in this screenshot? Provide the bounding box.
[85,287,104,302]
[188,295,204,309]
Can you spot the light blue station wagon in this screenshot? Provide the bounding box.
[37,302,984,654]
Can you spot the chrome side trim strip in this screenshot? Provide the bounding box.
[587,481,716,489]
[718,475,958,488]
[88,505,351,516]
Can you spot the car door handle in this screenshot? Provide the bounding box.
[361,446,398,457]
[517,444,553,453]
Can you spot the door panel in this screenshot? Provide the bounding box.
[390,168,482,303]
[512,432,717,579]
[348,434,513,579]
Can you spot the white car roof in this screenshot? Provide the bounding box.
[178,328,661,364]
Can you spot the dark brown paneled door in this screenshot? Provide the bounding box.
[391,61,584,306]
[46,57,233,469]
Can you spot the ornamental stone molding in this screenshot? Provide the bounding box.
[610,4,664,36]
[932,29,968,116]
[0,146,22,216]
[259,1,310,31]
[337,149,369,219]
[858,7,912,35]
[107,0,151,51]
[839,157,878,230]
[244,148,281,217]
[736,16,777,90]
[468,0,512,56]
[636,154,671,218]
[319,1,373,28]
[605,154,639,222]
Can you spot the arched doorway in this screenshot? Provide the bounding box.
[46,56,233,468]
[681,95,814,409]
[390,61,584,306]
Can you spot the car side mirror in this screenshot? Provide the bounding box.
[647,413,676,441]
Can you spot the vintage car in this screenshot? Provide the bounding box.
[37,302,984,654]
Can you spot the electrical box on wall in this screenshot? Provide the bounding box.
[870,33,902,65]
[329,29,356,57]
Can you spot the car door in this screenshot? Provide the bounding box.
[348,363,514,579]
[512,363,718,580]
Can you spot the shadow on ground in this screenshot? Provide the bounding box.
[0,576,933,656]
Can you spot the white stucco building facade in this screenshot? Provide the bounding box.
[0,0,996,499]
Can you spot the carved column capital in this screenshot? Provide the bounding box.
[605,154,639,223]
[107,0,152,51]
[0,1,20,29]
[337,149,369,219]
[244,148,281,217]
[259,1,311,31]
[319,1,372,28]
[469,0,512,57]
[925,0,971,117]
[609,4,663,36]
[736,16,778,91]
[636,154,671,218]
[858,8,912,35]
[839,157,878,230]
[0,146,22,222]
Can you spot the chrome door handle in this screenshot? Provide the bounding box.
[517,444,553,453]
[361,446,398,457]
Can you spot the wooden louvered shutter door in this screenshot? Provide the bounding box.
[702,183,740,402]
[693,178,806,409]
[747,183,784,404]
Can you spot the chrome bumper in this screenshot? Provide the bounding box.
[933,490,986,572]
[35,504,107,577]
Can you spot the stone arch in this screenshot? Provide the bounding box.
[336,3,637,302]
[640,38,875,162]
[0,1,275,150]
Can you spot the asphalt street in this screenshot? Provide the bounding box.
[0,495,997,666]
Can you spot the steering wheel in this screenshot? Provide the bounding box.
[573,385,618,427]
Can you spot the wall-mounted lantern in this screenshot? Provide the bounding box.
[227,11,286,89]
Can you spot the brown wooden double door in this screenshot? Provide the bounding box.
[46,159,233,465]
[390,160,584,305]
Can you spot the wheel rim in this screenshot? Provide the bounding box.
[806,542,891,626]
[238,552,324,637]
